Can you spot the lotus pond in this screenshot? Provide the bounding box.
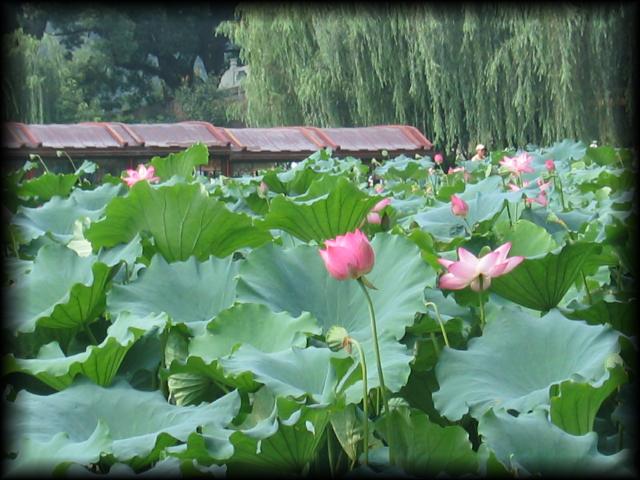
[2,140,637,477]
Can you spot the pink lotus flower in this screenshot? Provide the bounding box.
[507,180,530,192]
[545,159,555,172]
[438,242,524,292]
[536,178,550,192]
[123,164,160,187]
[367,198,391,225]
[257,181,269,198]
[448,166,464,175]
[499,152,535,176]
[434,153,444,165]
[319,229,375,280]
[526,191,548,207]
[450,194,469,217]
[374,183,384,193]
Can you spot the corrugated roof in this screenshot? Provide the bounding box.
[2,122,433,158]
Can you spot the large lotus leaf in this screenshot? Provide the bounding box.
[4,312,167,390]
[189,303,321,361]
[236,233,435,395]
[374,155,433,180]
[16,171,79,201]
[225,401,330,476]
[5,244,113,333]
[11,183,123,245]
[262,176,379,243]
[261,165,323,196]
[7,379,241,471]
[376,407,478,476]
[540,139,587,165]
[86,181,271,261]
[5,420,111,477]
[149,142,208,182]
[478,408,631,476]
[563,300,635,337]
[108,254,239,328]
[219,345,349,405]
[490,241,601,311]
[432,310,621,421]
[549,365,628,436]
[493,219,558,257]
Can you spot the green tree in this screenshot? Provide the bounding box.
[218,4,635,150]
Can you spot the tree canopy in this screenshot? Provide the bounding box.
[219,3,635,151]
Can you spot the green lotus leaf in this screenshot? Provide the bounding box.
[5,244,114,333]
[261,166,323,196]
[86,181,271,261]
[374,155,432,180]
[189,303,321,361]
[493,219,558,257]
[17,171,79,201]
[226,400,330,476]
[262,176,379,243]
[220,345,349,405]
[7,379,241,472]
[550,365,628,436]
[432,310,621,421]
[236,233,435,396]
[108,254,239,328]
[490,241,601,311]
[330,403,380,464]
[4,312,167,390]
[376,406,478,476]
[5,419,111,477]
[563,300,635,337]
[148,142,209,181]
[478,408,632,476]
[540,139,587,164]
[11,183,123,245]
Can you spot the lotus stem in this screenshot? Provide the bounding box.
[581,270,593,305]
[327,426,335,478]
[478,278,486,331]
[425,301,450,348]
[350,337,369,466]
[430,332,440,356]
[83,323,98,345]
[357,278,390,417]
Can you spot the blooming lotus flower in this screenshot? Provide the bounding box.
[374,183,384,193]
[499,152,535,176]
[448,166,464,174]
[367,198,391,225]
[319,229,375,280]
[507,180,530,192]
[526,191,549,207]
[450,194,469,217]
[438,242,524,292]
[536,178,550,192]
[545,159,555,172]
[123,164,160,187]
[434,153,444,165]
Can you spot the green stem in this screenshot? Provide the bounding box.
[357,278,390,416]
[425,302,450,348]
[429,332,440,356]
[555,173,567,211]
[478,279,486,331]
[351,338,369,466]
[36,155,50,173]
[83,323,98,345]
[327,426,335,478]
[581,270,593,305]
[63,151,77,172]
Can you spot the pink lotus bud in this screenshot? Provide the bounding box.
[545,159,555,172]
[319,229,375,280]
[438,242,524,292]
[434,153,444,165]
[258,181,269,198]
[450,194,469,217]
[367,212,382,224]
[123,164,160,187]
[366,198,391,225]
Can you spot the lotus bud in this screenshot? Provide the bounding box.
[319,229,375,281]
[450,195,469,217]
[257,181,268,198]
[326,326,351,353]
[434,153,444,165]
[545,159,556,172]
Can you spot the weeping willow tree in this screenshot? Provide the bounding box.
[218,3,635,151]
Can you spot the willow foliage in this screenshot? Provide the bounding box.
[218,4,635,151]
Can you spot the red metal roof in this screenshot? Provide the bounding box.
[2,122,433,159]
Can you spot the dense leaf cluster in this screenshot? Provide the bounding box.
[2,141,636,477]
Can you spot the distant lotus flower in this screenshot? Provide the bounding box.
[448,166,464,174]
[367,198,391,225]
[257,181,269,198]
[536,178,551,192]
[507,180,530,192]
[123,164,160,187]
[434,153,444,165]
[500,152,535,176]
[450,194,469,217]
[526,191,549,207]
[374,183,384,193]
[438,242,524,292]
[545,159,556,172]
[319,229,375,280]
